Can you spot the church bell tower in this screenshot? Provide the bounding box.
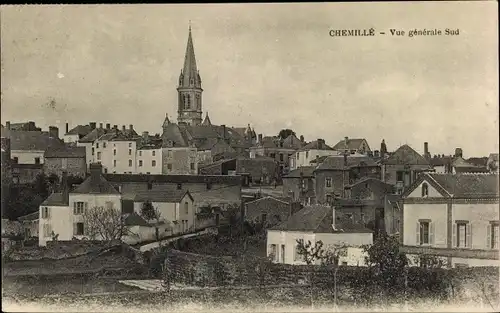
[177,25,203,126]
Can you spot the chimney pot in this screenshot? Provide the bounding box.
[113,125,118,129]
[142,131,149,139]
[99,123,103,129]
[6,121,11,130]
[122,125,126,131]
[90,122,96,130]
[106,123,110,129]
[65,123,69,134]
[48,126,59,139]
[129,124,133,130]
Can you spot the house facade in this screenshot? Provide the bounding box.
[400,172,499,267]
[44,146,87,178]
[291,139,339,170]
[250,134,303,176]
[282,166,315,205]
[244,196,300,227]
[267,205,373,266]
[332,137,371,155]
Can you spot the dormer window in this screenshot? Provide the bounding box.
[421,183,429,197]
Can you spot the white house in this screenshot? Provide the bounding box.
[266,205,373,266]
[400,172,499,267]
[38,164,122,246]
[291,139,339,170]
[133,189,195,234]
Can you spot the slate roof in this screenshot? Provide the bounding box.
[332,138,368,151]
[124,212,151,227]
[191,186,242,207]
[134,190,193,203]
[301,140,333,151]
[429,155,453,167]
[269,205,372,233]
[71,175,120,194]
[161,123,191,147]
[316,155,378,171]
[79,128,110,143]
[465,157,489,168]
[428,173,499,198]
[1,130,64,151]
[41,192,69,206]
[18,212,39,221]
[245,196,290,206]
[104,173,242,185]
[383,144,430,166]
[345,177,391,188]
[65,125,92,137]
[284,166,315,178]
[44,145,86,158]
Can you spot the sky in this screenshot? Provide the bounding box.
[1,3,498,157]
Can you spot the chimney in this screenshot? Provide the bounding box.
[61,171,69,202]
[332,207,336,229]
[122,125,126,132]
[344,136,349,146]
[129,124,133,131]
[455,148,463,158]
[99,123,103,129]
[113,125,118,130]
[90,122,96,130]
[258,134,263,143]
[344,153,348,166]
[106,123,110,130]
[6,121,10,130]
[374,150,380,158]
[48,126,59,138]
[424,142,429,159]
[317,139,323,149]
[65,123,69,134]
[300,135,305,143]
[89,163,102,189]
[142,131,149,140]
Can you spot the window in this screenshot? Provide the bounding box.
[12,157,18,164]
[147,182,153,190]
[113,149,116,156]
[128,143,132,148]
[281,245,285,263]
[128,149,132,155]
[360,213,365,223]
[41,207,50,219]
[34,157,40,164]
[152,160,156,167]
[190,162,195,170]
[167,150,172,158]
[270,153,276,159]
[177,183,182,190]
[73,202,86,215]
[261,213,267,224]
[104,168,108,174]
[96,143,99,148]
[301,179,306,190]
[326,177,332,188]
[128,160,132,167]
[97,152,101,160]
[184,202,189,214]
[294,244,304,262]
[279,153,284,162]
[103,142,106,148]
[421,183,429,197]
[152,151,156,157]
[453,221,471,248]
[139,151,142,156]
[488,223,499,249]
[113,160,117,167]
[305,151,309,158]
[268,244,278,261]
[396,171,404,182]
[139,160,143,167]
[43,224,52,238]
[326,194,332,203]
[167,164,173,170]
[206,183,212,190]
[92,148,94,156]
[74,222,84,236]
[417,220,434,245]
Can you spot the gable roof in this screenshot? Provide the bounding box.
[65,125,92,137]
[383,144,430,166]
[44,145,86,158]
[403,172,499,199]
[301,140,333,151]
[2,130,64,151]
[284,166,315,178]
[269,205,371,233]
[245,196,290,206]
[332,138,369,151]
[345,177,391,189]
[134,190,193,203]
[71,175,120,195]
[124,212,151,227]
[316,155,378,171]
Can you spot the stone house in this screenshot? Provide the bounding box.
[332,137,371,155]
[400,172,499,267]
[244,196,301,227]
[282,166,315,205]
[44,145,86,179]
[291,139,339,170]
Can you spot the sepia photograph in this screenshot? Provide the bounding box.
[1,2,499,312]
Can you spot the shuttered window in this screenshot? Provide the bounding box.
[417,220,433,245]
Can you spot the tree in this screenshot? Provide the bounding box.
[33,173,49,200]
[278,129,296,140]
[141,200,162,241]
[82,205,134,242]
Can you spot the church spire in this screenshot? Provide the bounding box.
[202,112,212,126]
[179,24,200,88]
[162,113,171,129]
